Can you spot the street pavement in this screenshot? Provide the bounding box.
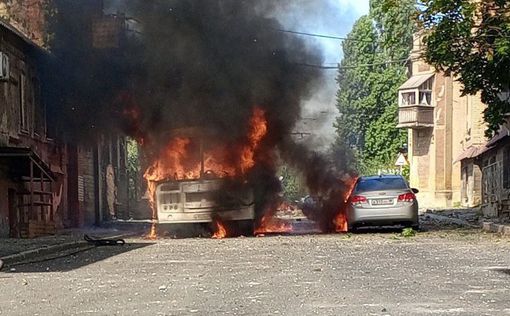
[0,228,509,315]
[0,228,132,258]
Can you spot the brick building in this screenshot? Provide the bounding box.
[0,1,129,238]
[467,124,510,218]
[397,34,487,209]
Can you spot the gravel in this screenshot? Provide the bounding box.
[0,228,509,315]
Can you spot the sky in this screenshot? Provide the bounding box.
[271,0,370,150]
[104,0,371,150]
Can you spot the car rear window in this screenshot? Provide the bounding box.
[355,177,408,192]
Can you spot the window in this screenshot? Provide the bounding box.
[418,77,433,105]
[401,92,415,106]
[19,73,28,132]
[419,91,432,105]
[355,177,408,192]
[398,76,434,107]
[504,147,510,189]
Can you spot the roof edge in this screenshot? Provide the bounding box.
[0,18,49,55]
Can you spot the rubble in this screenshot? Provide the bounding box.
[421,209,481,228]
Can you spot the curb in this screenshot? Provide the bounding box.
[0,233,134,270]
[482,222,510,236]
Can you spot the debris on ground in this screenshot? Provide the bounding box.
[400,228,417,238]
[421,209,481,229]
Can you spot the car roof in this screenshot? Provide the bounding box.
[359,175,404,180]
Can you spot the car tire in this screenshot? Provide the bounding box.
[348,224,358,233]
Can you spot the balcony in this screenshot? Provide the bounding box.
[397,105,434,129]
[397,73,435,129]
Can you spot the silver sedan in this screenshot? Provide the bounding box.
[347,175,419,231]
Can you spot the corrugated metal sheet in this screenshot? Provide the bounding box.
[399,73,434,90]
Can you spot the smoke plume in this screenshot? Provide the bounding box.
[43,0,354,232]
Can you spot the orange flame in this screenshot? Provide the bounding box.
[145,222,158,240]
[254,215,293,235]
[212,217,227,239]
[334,213,348,233]
[240,107,268,173]
[140,107,268,239]
[335,176,358,233]
[143,107,268,184]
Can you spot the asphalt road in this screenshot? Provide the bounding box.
[1,229,510,316]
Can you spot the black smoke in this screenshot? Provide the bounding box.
[43,0,354,231]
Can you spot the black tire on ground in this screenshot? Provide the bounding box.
[348,224,358,233]
[404,222,420,231]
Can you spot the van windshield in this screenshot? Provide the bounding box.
[355,177,408,192]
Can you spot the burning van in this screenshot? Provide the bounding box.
[155,177,255,224]
[144,127,259,233]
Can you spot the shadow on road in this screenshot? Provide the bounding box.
[492,268,510,276]
[5,242,155,273]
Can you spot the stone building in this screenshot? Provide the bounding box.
[397,35,487,209]
[462,120,510,218]
[0,16,69,237]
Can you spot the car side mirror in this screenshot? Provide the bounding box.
[411,188,419,194]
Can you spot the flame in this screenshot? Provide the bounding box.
[334,213,348,233]
[145,221,158,240]
[120,95,269,240]
[335,176,358,233]
[254,201,294,235]
[254,215,293,235]
[143,107,267,185]
[212,217,227,239]
[240,107,268,173]
[140,106,268,239]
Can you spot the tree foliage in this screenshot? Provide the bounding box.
[278,165,305,202]
[335,0,415,174]
[419,0,510,135]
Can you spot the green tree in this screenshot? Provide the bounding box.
[418,0,510,135]
[335,0,415,174]
[278,165,305,202]
[126,138,142,200]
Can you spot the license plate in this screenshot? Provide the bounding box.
[192,213,211,220]
[371,199,393,206]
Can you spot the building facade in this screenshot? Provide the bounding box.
[0,1,129,238]
[465,123,510,218]
[397,35,487,209]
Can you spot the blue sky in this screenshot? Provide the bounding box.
[272,0,369,64]
[272,0,370,148]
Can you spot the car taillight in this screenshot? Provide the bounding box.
[398,192,416,202]
[351,195,368,205]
